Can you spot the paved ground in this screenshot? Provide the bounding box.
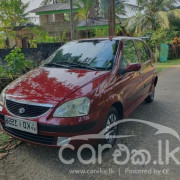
[1,66,180,180]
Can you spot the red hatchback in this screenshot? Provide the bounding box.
[0,37,158,147]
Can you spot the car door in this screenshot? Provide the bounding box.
[118,40,145,115]
[134,40,155,99]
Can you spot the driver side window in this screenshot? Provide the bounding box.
[121,40,139,69]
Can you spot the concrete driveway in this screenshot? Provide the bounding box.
[0,66,180,180]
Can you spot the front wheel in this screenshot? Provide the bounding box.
[100,107,119,147]
[145,85,155,103]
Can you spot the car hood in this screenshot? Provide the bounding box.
[5,67,110,105]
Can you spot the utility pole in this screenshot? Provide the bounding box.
[109,0,115,36]
[70,0,75,40]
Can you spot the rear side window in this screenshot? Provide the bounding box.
[135,40,151,63]
[121,40,139,69]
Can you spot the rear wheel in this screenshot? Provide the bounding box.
[101,107,119,147]
[145,85,155,103]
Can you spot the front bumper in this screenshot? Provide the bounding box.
[0,113,98,147]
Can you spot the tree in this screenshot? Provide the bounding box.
[109,0,115,36]
[100,0,127,19]
[70,0,74,40]
[100,0,128,36]
[126,0,179,34]
[0,0,29,47]
[0,0,29,29]
[115,0,126,17]
[74,0,95,37]
[168,9,180,31]
[99,0,109,19]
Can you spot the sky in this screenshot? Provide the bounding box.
[23,0,180,14]
[22,0,43,12]
[22,0,139,12]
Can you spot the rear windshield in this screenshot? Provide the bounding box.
[43,40,119,71]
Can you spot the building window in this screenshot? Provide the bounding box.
[64,13,70,21]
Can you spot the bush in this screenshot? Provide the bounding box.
[170,36,180,59]
[0,47,35,80]
[144,30,180,61]
[0,77,12,92]
[27,27,64,48]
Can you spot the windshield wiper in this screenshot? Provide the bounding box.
[60,62,97,71]
[94,67,110,71]
[44,63,71,69]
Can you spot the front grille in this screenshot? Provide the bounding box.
[6,99,51,118]
[3,125,55,145]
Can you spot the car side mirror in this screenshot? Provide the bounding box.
[125,63,141,73]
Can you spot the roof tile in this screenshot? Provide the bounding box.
[31,3,78,13]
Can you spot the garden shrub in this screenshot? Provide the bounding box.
[144,30,180,61]
[0,47,36,91]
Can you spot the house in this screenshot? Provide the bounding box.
[25,15,40,25]
[30,2,116,39]
[30,2,139,40]
[31,3,80,39]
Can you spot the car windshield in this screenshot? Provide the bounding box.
[43,40,119,71]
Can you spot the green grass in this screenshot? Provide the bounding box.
[0,131,11,153]
[157,59,180,73]
[0,132,11,147]
[0,133,10,146]
[0,130,20,154]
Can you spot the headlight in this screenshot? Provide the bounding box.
[0,88,6,106]
[53,97,90,117]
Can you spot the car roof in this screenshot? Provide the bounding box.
[74,36,145,42]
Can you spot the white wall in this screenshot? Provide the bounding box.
[22,0,43,25]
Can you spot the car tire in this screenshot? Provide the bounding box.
[145,85,155,103]
[100,107,119,147]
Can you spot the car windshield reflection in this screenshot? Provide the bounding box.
[43,40,119,71]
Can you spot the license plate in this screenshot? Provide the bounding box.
[5,116,38,134]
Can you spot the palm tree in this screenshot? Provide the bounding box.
[126,0,180,34]
[115,0,126,17]
[100,0,137,36]
[99,0,109,19]
[70,0,74,40]
[109,0,116,36]
[168,8,180,30]
[74,0,95,37]
[100,0,127,19]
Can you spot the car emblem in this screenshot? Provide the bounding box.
[19,107,26,114]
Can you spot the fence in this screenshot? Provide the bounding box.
[0,42,63,64]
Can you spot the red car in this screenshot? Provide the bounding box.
[0,37,158,147]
